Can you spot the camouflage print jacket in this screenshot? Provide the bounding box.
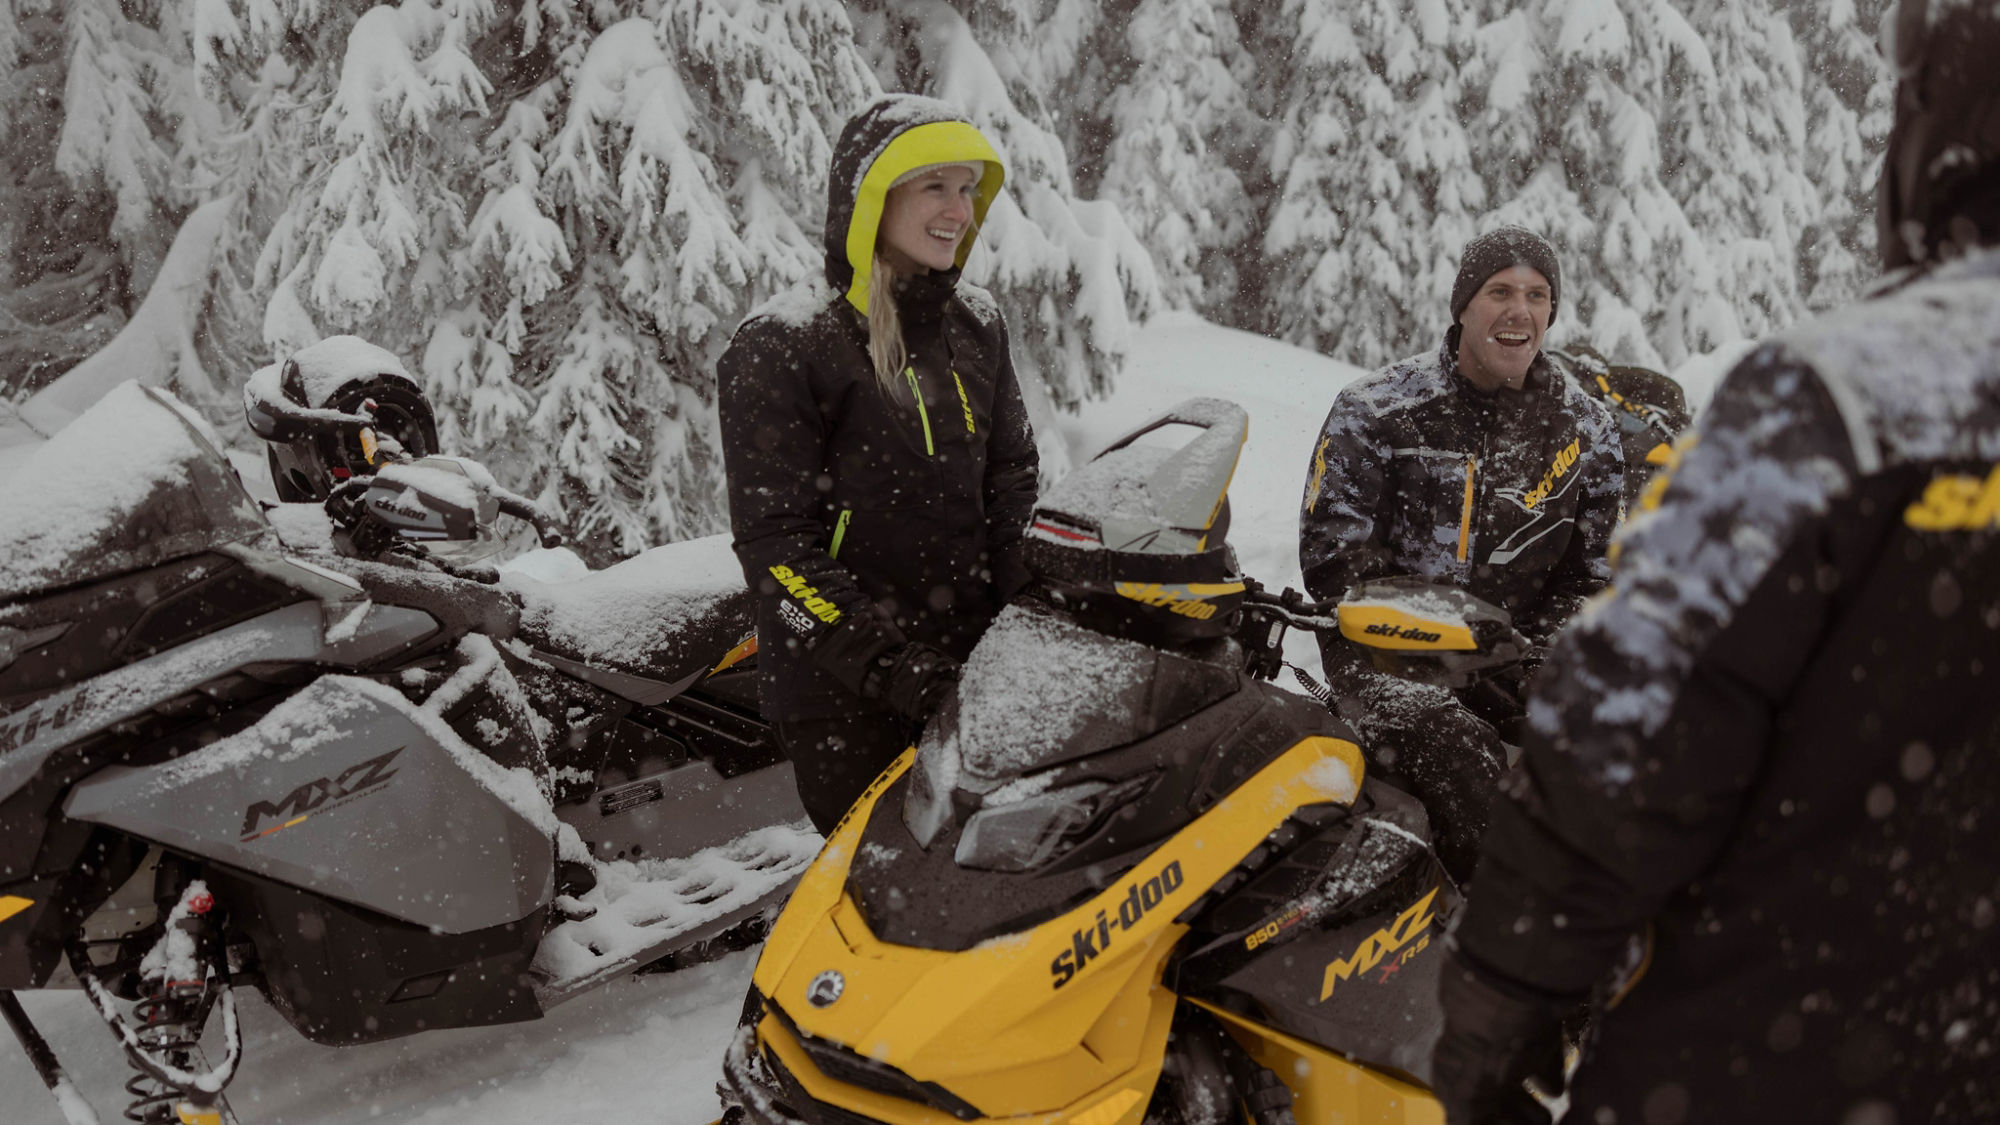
[1298,336,1626,645]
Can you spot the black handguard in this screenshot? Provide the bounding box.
[1431,949,1569,1125]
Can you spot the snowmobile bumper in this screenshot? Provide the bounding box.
[720,1019,813,1125]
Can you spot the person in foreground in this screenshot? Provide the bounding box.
[718,95,1039,834]
[1298,225,1625,883]
[1432,1,2000,1120]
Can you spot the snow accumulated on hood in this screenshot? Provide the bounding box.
[924,603,1154,785]
[503,533,750,672]
[287,334,416,407]
[144,674,380,790]
[0,382,272,599]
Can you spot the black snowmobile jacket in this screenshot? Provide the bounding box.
[1452,248,2000,1121]
[1299,336,1625,644]
[719,97,1039,723]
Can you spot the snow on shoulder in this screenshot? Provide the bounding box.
[956,281,1001,327]
[0,383,272,600]
[743,277,835,330]
[286,335,417,407]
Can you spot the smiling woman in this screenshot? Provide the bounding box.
[716,95,1040,835]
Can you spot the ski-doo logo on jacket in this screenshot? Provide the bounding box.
[1050,860,1185,988]
[1319,885,1439,1000]
[767,565,842,627]
[1904,463,2000,531]
[1523,438,1583,511]
[240,748,403,841]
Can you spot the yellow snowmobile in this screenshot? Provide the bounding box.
[717,400,1527,1124]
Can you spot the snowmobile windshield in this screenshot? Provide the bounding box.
[903,600,1240,855]
[0,383,275,600]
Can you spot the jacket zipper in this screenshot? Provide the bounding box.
[829,509,852,558]
[1457,456,1477,563]
[905,367,935,455]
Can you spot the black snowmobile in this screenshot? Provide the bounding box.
[717,400,1533,1125]
[0,338,812,1125]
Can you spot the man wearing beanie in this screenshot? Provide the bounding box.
[1297,225,1625,885]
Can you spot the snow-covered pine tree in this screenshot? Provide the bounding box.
[1258,0,1487,368]
[1662,0,1818,348]
[1453,0,1732,368]
[1095,0,1259,311]
[0,3,128,396]
[853,0,1165,416]
[55,0,200,301]
[1783,0,1893,310]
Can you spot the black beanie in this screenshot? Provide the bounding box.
[1449,226,1561,327]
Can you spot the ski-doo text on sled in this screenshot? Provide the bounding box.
[718,400,1535,1125]
[0,338,813,1125]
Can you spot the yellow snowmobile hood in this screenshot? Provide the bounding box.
[750,735,1366,1123]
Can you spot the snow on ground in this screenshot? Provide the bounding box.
[1,312,1709,1123]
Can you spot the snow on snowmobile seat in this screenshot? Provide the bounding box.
[505,534,756,701]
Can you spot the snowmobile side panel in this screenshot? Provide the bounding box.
[1191,997,1443,1124]
[0,553,302,704]
[0,876,64,990]
[62,676,552,934]
[555,756,803,863]
[750,734,1363,1118]
[205,865,545,1045]
[0,602,439,806]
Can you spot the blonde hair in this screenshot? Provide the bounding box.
[866,255,908,402]
[866,196,982,404]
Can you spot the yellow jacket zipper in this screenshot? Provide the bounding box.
[905,367,935,455]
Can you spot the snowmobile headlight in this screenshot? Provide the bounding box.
[953,775,1153,873]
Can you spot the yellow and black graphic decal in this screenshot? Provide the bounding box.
[709,632,759,676]
[1905,463,2000,532]
[1244,901,1314,952]
[1523,438,1583,511]
[1114,581,1244,621]
[1319,885,1439,1000]
[1051,860,1186,987]
[1338,605,1476,651]
[0,895,33,926]
[240,748,403,842]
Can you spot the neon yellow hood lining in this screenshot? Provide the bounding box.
[844,120,1005,316]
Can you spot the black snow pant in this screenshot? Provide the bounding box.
[1323,652,1523,886]
[774,712,920,836]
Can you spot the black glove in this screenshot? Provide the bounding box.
[1432,951,1568,1125]
[805,604,959,723]
[873,641,959,724]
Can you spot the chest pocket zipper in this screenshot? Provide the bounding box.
[1458,457,1477,562]
[904,367,935,455]
[829,509,852,559]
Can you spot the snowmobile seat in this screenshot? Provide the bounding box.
[509,534,758,693]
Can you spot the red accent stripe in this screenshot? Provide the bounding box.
[1033,520,1099,543]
